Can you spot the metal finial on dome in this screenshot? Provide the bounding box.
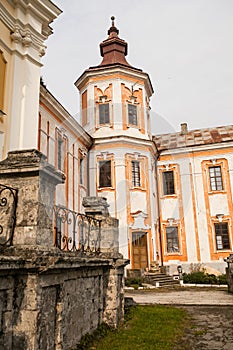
[111,16,115,26]
[108,15,119,36]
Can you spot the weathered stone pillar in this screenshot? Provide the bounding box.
[226,254,233,293]
[83,197,119,254]
[0,149,64,248]
[103,262,126,327]
[83,197,129,327]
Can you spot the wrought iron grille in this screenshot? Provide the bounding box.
[53,205,101,253]
[0,184,18,246]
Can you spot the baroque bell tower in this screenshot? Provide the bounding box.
[75,18,157,270]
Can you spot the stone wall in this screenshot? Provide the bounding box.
[0,251,126,350]
[0,150,128,349]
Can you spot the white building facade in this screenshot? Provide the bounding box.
[75,18,157,269]
[1,4,233,274]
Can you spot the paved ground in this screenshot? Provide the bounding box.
[125,287,233,305]
[125,287,233,349]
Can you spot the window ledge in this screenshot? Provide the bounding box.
[208,190,226,195]
[131,187,146,192]
[165,252,182,256]
[161,194,177,199]
[98,186,115,191]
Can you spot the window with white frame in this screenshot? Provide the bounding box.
[214,222,230,250]
[166,226,180,253]
[128,104,137,126]
[99,160,111,188]
[209,166,223,191]
[132,160,141,187]
[99,103,110,125]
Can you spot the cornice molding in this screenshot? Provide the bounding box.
[75,65,154,97]
[0,1,61,57]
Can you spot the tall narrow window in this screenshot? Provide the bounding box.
[166,226,179,253]
[214,223,230,250]
[128,104,137,126]
[99,160,111,188]
[57,136,65,172]
[0,51,6,114]
[132,160,141,187]
[163,171,175,195]
[80,158,84,185]
[82,90,87,126]
[99,103,110,125]
[209,166,223,191]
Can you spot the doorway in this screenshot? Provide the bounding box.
[132,232,148,269]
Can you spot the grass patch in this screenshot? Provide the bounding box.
[79,305,188,350]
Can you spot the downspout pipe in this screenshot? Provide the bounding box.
[155,149,163,267]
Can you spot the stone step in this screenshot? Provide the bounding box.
[143,273,180,287]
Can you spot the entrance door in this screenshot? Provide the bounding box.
[132,232,148,269]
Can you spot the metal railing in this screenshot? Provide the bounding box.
[53,205,101,253]
[0,184,18,246]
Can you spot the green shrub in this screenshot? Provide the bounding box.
[182,271,227,285]
[125,277,143,289]
[218,274,227,285]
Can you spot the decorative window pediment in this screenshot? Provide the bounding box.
[130,211,150,230]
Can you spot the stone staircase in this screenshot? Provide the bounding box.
[143,272,180,287]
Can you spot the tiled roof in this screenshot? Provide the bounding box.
[153,125,233,152]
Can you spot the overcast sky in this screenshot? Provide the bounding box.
[42,0,233,134]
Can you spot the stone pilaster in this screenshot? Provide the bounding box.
[0,149,64,248]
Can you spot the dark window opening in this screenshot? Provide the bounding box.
[132,160,141,187]
[128,104,137,126]
[132,232,147,246]
[163,171,175,195]
[214,223,230,250]
[99,103,110,124]
[99,160,111,188]
[166,226,179,253]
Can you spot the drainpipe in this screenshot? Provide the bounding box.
[155,150,163,267]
